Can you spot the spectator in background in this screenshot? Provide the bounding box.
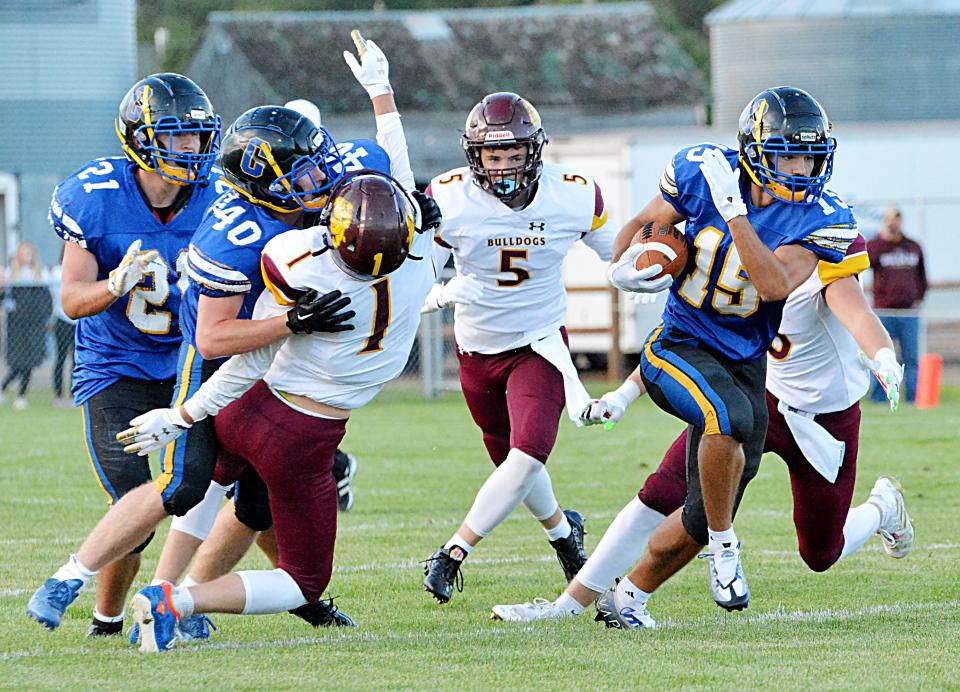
[1,241,53,409]
[867,206,927,404]
[49,246,76,408]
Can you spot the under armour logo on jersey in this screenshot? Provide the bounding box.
[529,221,546,232]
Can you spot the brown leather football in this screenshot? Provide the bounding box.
[631,222,689,279]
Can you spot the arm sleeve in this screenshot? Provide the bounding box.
[376,112,415,192]
[182,340,284,421]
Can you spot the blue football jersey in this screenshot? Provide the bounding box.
[180,139,391,350]
[48,157,226,405]
[657,144,858,361]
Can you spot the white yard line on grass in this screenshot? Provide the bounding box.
[3,600,956,661]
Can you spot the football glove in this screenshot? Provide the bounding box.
[108,240,159,298]
[698,147,748,223]
[343,30,392,98]
[287,289,355,335]
[608,244,673,294]
[421,274,483,313]
[116,407,191,456]
[859,347,904,412]
[411,189,442,232]
[579,380,642,430]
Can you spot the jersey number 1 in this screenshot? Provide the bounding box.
[358,279,391,354]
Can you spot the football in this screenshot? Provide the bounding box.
[631,222,689,279]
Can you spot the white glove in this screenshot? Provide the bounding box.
[608,244,673,294]
[420,274,484,313]
[580,380,642,430]
[439,274,483,308]
[116,407,192,456]
[108,240,159,298]
[698,148,748,223]
[859,347,904,412]
[342,30,392,98]
[632,290,666,306]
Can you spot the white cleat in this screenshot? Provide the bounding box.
[491,598,572,622]
[869,476,915,558]
[701,541,750,611]
[594,586,657,630]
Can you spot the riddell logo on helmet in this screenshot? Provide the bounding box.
[484,131,515,142]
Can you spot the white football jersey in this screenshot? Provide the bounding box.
[252,221,437,410]
[429,164,611,353]
[766,239,871,414]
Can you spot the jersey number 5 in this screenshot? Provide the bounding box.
[498,249,530,288]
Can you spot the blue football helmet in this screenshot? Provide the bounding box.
[115,73,221,186]
[737,86,836,204]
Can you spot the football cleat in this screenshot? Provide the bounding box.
[491,598,570,622]
[289,598,357,627]
[85,618,123,637]
[130,584,181,653]
[26,578,83,630]
[869,476,915,558]
[177,613,218,640]
[594,585,657,630]
[422,546,465,604]
[699,541,750,611]
[549,509,588,583]
[332,450,359,512]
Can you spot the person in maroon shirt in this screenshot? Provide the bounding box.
[867,206,927,403]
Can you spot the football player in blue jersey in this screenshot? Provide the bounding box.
[604,86,858,612]
[31,73,223,636]
[133,32,440,634]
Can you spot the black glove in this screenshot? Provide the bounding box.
[411,189,442,233]
[286,289,355,335]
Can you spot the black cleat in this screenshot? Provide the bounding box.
[85,617,124,637]
[289,597,357,627]
[332,450,359,512]
[422,546,465,604]
[549,509,588,582]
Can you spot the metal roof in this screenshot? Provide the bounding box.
[707,0,960,24]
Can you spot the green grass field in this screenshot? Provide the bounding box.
[2,384,959,689]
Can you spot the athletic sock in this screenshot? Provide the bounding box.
[575,497,666,593]
[150,578,172,587]
[443,533,474,559]
[91,608,125,624]
[544,512,571,541]
[52,553,97,586]
[179,575,199,588]
[554,592,585,616]
[708,526,738,552]
[169,584,195,618]
[615,575,651,608]
[838,502,883,561]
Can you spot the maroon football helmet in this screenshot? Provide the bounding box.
[319,171,416,280]
[462,92,547,201]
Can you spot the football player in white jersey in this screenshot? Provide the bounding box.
[491,235,915,627]
[420,92,618,603]
[116,169,454,652]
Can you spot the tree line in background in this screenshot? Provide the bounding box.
[138,0,724,80]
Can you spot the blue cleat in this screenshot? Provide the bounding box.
[130,584,181,652]
[177,614,218,640]
[27,578,83,630]
[128,622,140,645]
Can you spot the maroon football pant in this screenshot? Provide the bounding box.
[456,337,567,465]
[638,391,861,571]
[214,380,347,601]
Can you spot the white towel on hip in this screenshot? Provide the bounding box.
[776,400,846,484]
[530,331,592,428]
